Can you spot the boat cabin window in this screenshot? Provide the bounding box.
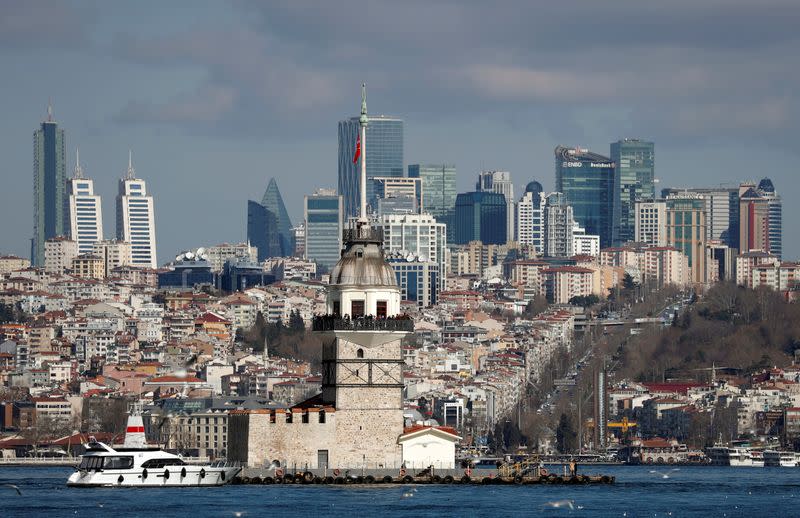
[103,456,134,469]
[141,458,186,468]
[79,456,105,470]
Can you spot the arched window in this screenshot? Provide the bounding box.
[357,348,364,358]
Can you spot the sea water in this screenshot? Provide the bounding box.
[1,465,798,517]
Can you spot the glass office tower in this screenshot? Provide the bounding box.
[454,191,507,245]
[554,145,615,248]
[338,115,403,220]
[304,190,343,272]
[247,178,294,261]
[32,106,67,266]
[408,164,456,239]
[610,139,654,245]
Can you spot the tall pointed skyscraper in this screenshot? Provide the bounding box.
[116,152,157,268]
[32,102,67,266]
[67,149,104,255]
[246,178,294,261]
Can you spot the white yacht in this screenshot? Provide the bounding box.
[67,405,240,487]
[764,450,799,467]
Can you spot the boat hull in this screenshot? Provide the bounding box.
[67,466,240,487]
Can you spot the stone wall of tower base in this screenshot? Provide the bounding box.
[228,405,403,469]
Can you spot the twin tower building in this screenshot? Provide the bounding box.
[31,105,157,268]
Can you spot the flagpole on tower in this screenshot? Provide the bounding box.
[358,83,369,233]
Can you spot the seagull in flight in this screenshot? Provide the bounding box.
[649,468,681,479]
[3,484,22,495]
[542,499,575,510]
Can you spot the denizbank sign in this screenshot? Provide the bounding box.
[562,161,614,168]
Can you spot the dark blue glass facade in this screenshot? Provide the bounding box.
[454,191,507,245]
[610,139,654,245]
[555,146,615,247]
[338,116,403,219]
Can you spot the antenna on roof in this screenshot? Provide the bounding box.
[125,150,135,180]
[47,98,53,122]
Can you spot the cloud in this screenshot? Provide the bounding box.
[0,1,91,50]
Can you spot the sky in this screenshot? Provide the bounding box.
[1,0,798,261]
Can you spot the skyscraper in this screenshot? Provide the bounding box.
[247,178,294,261]
[338,115,403,220]
[454,191,507,245]
[757,178,782,259]
[634,200,667,247]
[666,193,707,284]
[31,103,67,266]
[304,189,343,272]
[516,181,545,253]
[543,192,574,257]
[555,146,615,247]
[738,183,770,255]
[116,153,157,268]
[610,139,655,245]
[67,150,103,255]
[408,164,456,239]
[661,187,739,249]
[477,171,515,243]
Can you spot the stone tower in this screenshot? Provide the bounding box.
[314,84,412,468]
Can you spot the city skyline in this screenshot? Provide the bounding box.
[1,2,799,260]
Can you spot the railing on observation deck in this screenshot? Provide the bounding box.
[342,227,384,243]
[312,315,414,332]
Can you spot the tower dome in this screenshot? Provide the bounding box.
[329,234,398,287]
[525,180,543,194]
[325,228,401,319]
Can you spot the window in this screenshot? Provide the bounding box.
[376,300,387,318]
[333,301,340,317]
[351,300,365,317]
[357,348,364,358]
[141,458,186,468]
[103,456,134,469]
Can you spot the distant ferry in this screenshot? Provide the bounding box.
[764,450,799,467]
[67,404,240,487]
[706,445,764,467]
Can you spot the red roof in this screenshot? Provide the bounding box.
[146,375,203,383]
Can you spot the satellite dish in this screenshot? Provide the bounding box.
[185,251,195,260]
[418,254,427,262]
[196,247,206,256]
[406,254,414,262]
[175,255,183,262]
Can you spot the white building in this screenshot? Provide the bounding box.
[635,200,667,247]
[67,150,104,255]
[516,183,545,253]
[44,237,79,275]
[205,243,258,273]
[543,192,573,257]
[377,213,447,291]
[572,225,601,257]
[116,152,157,268]
[397,425,461,469]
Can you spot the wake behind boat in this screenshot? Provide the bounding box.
[67,404,240,487]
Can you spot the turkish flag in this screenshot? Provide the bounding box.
[353,135,361,164]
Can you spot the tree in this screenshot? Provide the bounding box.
[524,296,549,318]
[289,310,305,333]
[556,413,577,453]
